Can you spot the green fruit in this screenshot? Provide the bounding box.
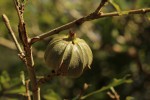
[44,32,93,78]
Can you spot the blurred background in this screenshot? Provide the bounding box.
[0,0,150,100]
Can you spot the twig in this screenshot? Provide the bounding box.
[107,87,120,100]
[25,80,31,100]
[110,87,120,100]
[2,14,24,56]
[30,8,150,44]
[37,70,60,86]
[30,0,108,44]
[107,91,116,99]
[95,0,108,13]
[20,71,31,100]
[13,0,24,24]
[13,0,40,100]
[13,0,28,45]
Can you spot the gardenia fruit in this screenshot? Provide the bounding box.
[44,32,93,78]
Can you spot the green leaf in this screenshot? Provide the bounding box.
[81,75,132,99]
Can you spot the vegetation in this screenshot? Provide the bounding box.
[0,0,150,100]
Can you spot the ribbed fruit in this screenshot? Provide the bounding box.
[44,32,93,78]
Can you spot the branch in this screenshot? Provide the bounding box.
[2,14,24,56]
[29,0,109,44]
[107,87,120,100]
[37,71,60,86]
[95,0,108,14]
[13,0,28,45]
[30,8,150,44]
[13,0,40,100]
[13,0,24,24]
[25,80,31,100]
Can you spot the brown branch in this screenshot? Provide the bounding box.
[2,14,24,56]
[25,80,31,100]
[13,0,24,24]
[30,8,150,44]
[13,0,28,45]
[29,0,109,44]
[13,0,40,100]
[37,70,60,86]
[95,0,108,14]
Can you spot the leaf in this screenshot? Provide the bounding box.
[80,75,132,99]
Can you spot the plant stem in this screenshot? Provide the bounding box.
[2,14,24,55]
[95,0,108,13]
[30,8,150,44]
[25,80,31,100]
[2,12,40,99]
[24,45,40,100]
[13,0,41,99]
